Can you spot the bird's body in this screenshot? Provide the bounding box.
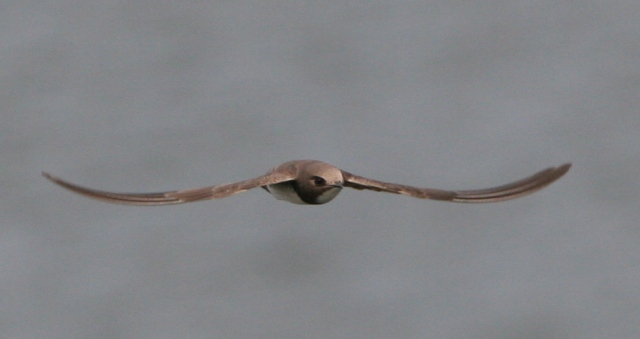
[263,160,344,204]
[42,160,571,206]
[265,181,342,205]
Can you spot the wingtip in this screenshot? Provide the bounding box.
[556,163,572,176]
[42,172,69,186]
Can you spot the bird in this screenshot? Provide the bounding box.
[42,160,571,206]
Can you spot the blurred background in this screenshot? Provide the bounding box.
[2,1,639,338]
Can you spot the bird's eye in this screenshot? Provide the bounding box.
[312,176,326,186]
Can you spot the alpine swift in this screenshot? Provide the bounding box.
[42,160,571,206]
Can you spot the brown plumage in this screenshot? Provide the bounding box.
[42,160,571,206]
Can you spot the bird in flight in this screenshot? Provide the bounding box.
[42,160,571,206]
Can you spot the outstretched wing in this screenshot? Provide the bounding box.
[341,163,571,203]
[42,171,296,206]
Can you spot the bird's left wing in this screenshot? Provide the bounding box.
[341,163,571,203]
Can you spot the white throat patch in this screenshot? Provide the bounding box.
[315,186,342,204]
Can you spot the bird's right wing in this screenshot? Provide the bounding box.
[42,171,296,206]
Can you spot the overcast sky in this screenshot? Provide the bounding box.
[2,1,639,338]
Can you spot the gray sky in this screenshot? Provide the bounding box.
[3,1,639,338]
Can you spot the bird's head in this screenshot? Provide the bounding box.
[296,161,344,204]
